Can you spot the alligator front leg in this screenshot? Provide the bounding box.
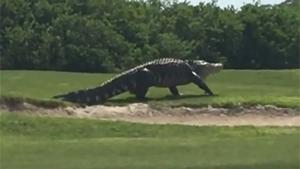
[191,72,214,95]
[169,86,181,96]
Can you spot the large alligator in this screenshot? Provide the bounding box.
[54,58,223,105]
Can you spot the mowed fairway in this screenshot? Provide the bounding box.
[1,70,300,107]
[1,114,299,169]
[1,70,300,169]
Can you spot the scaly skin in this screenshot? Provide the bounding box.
[53,58,223,105]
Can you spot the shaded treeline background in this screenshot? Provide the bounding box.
[0,0,299,72]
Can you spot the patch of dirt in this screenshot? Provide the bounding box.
[1,102,300,126]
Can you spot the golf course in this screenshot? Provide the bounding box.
[1,0,299,168]
[0,70,299,169]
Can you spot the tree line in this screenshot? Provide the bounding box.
[1,0,299,72]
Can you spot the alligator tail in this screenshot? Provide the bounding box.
[53,73,135,105]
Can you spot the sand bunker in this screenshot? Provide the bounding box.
[2,102,300,126]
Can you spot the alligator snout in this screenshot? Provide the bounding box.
[212,63,223,73]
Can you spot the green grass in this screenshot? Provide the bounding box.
[1,113,299,169]
[1,70,299,169]
[1,70,299,107]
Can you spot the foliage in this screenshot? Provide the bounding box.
[0,0,299,71]
[1,70,299,108]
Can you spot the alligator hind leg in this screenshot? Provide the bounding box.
[128,87,147,100]
[169,86,181,96]
[134,68,155,100]
[135,87,149,100]
[128,87,148,100]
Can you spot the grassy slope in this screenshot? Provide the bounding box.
[1,114,299,169]
[1,70,299,107]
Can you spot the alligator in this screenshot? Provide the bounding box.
[53,58,223,105]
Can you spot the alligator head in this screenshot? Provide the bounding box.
[188,60,223,79]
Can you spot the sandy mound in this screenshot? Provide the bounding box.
[65,104,300,126]
[2,102,300,126]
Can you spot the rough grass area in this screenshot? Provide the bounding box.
[1,70,300,107]
[0,114,299,169]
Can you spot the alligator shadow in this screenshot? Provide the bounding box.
[107,94,215,104]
